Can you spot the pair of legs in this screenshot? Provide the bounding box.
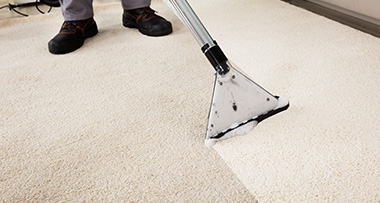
[59,0,150,21]
[49,0,172,54]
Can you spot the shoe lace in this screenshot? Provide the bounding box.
[61,21,76,32]
[143,7,156,14]
[141,7,158,17]
[61,20,87,32]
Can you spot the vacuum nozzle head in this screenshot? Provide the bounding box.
[205,62,289,147]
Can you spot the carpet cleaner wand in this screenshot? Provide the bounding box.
[165,0,290,147]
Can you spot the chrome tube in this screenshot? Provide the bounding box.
[166,0,216,49]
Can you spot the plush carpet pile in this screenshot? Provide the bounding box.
[1,0,380,202]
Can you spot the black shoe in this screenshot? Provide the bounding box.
[48,18,98,54]
[123,7,172,37]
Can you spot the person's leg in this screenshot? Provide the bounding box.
[48,0,98,54]
[122,0,172,36]
[121,0,151,10]
[59,0,94,21]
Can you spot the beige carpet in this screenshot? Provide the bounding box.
[0,1,256,202]
[1,0,380,202]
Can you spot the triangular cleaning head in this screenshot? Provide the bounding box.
[205,62,289,147]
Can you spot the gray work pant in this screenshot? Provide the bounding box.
[59,0,151,21]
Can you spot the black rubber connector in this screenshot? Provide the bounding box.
[202,43,229,75]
